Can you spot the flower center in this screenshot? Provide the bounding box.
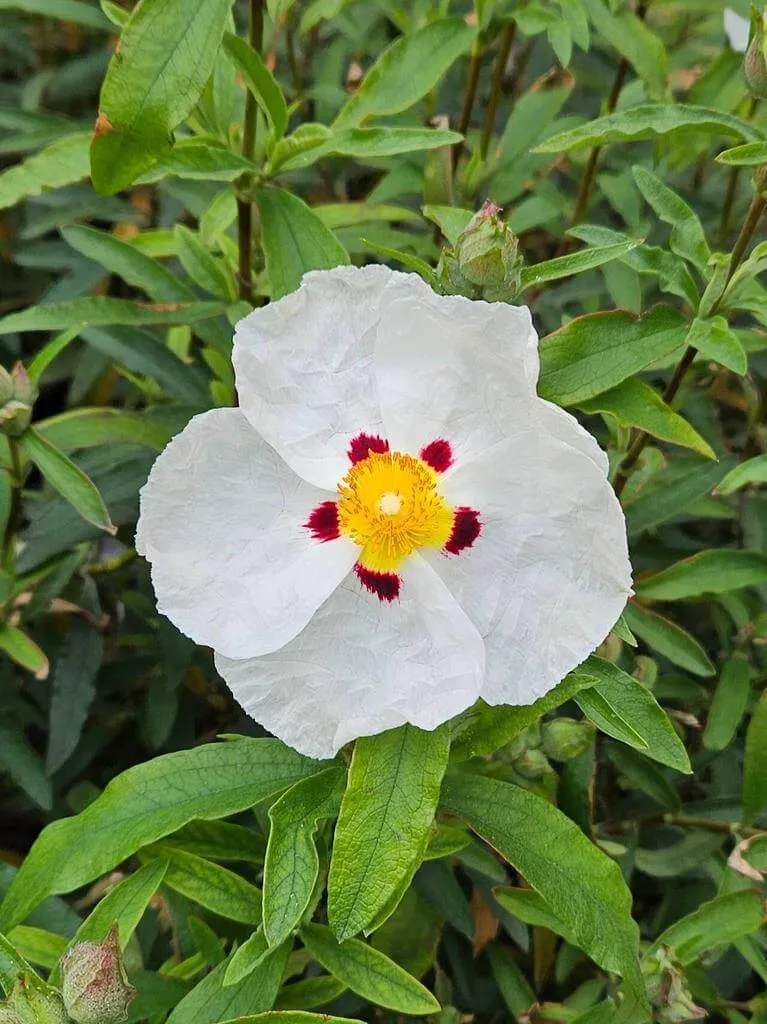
[337,450,454,572]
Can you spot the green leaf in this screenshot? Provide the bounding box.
[635,550,767,600]
[0,626,49,680]
[0,720,53,810]
[487,944,536,1020]
[703,656,751,752]
[359,240,439,289]
[300,923,439,1016]
[632,166,710,273]
[36,408,171,453]
[167,941,291,1024]
[0,0,110,28]
[5,927,67,971]
[334,18,474,129]
[0,297,224,334]
[538,306,688,405]
[450,672,597,761]
[518,240,641,291]
[578,378,715,460]
[0,739,321,931]
[440,772,646,1005]
[223,33,288,140]
[580,0,667,100]
[743,689,767,825]
[421,205,473,246]
[175,225,237,301]
[223,929,269,987]
[142,140,256,182]
[624,456,737,537]
[91,0,233,193]
[536,104,760,154]
[607,744,680,810]
[646,891,765,965]
[576,657,691,773]
[275,977,348,1011]
[255,186,349,300]
[263,766,345,947]
[623,603,714,678]
[278,127,463,170]
[153,848,262,924]
[220,1015,363,1024]
[716,140,767,165]
[27,329,79,382]
[46,617,104,774]
[0,133,90,210]
[20,428,115,534]
[0,931,39,996]
[494,887,572,938]
[685,316,748,375]
[717,455,767,494]
[158,820,266,864]
[328,725,449,942]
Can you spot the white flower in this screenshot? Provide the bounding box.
[725,7,750,53]
[136,265,631,759]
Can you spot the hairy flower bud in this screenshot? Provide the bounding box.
[745,8,767,99]
[0,977,67,1024]
[437,201,524,301]
[0,364,37,437]
[642,947,705,1024]
[513,747,553,780]
[61,927,136,1024]
[541,718,595,761]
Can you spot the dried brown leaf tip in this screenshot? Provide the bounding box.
[93,113,114,139]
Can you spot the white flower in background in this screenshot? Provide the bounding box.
[136,266,631,759]
[725,7,750,53]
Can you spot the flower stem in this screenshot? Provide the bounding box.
[479,21,516,161]
[613,190,767,498]
[718,97,759,245]
[453,38,483,168]
[2,438,22,576]
[236,0,265,303]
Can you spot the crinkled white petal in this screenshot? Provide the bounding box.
[215,554,486,759]
[374,289,539,463]
[136,408,357,660]
[233,265,432,490]
[422,430,631,707]
[725,7,749,52]
[536,398,609,475]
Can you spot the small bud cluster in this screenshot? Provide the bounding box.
[499,717,594,780]
[0,363,37,437]
[437,201,524,302]
[642,947,706,1024]
[60,927,136,1024]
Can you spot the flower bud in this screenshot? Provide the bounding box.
[541,718,595,762]
[0,977,67,1024]
[0,364,37,437]
[642,947,705,1024]
[745,9,767,100]
[513,747,553,780]
[61,927,136,1024]
[456,201,523,300]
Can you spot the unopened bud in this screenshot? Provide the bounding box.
[0,977,67,1024]
[0,364,36,437]
[642,947,706,1024]
[61,926,136,1024]
[745,9,767,99]
[541,718,595,762]
[513,747,552,780]
[456,201,523,299]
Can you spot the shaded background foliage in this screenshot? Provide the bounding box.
[0,0,766,1022]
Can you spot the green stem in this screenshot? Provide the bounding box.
[479,21,516,161]
[236,0,265,303]
[614,190,767,498]
[718,96,759,245]
[453,38,483,168]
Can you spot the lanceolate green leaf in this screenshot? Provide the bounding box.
[0,133,90,210]
[0,739,322,930]
[646,891,765,964]
[334,18,475,129]
[518,240,640,291]
[0,0,110,28]
[219,1014,364,1024]
[580,0,667,100]
[624,456,737,537]
[91,0,234,193]
[632,166,710,272]
[635,550,767,600]
[703,656,751,752]
[223,33,288,140]
[536,104,760,154]
[152,848,262,924]
[0,298,224,334]
[623,603,715,678]
[328,725,449,942]
[440,772,646,1006]
[36,408,171,452]
[538,306,688,405]
[716,455,767,494]
[263,766,345,947]
[743,690,767,825]
[300,923,440,1016]
[255,187,349,299]
[577,657,691,773]
[20,429,115,534]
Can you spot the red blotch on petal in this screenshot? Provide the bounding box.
[420,439,453,473]
[445,507,481,555]
[355,564,401,602]
[348,432,389,464]
[305,501,340,542]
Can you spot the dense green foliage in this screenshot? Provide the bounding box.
[0,0,766,1022]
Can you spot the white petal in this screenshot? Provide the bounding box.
[215,555,486,759]
[233,265,432,489]
[725,8,749,52]
[423,430,632,707]
[136,408,357,660]
[375,289,539,463]
[536,398,609,475]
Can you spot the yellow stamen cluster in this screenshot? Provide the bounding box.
[337,451,454,572]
